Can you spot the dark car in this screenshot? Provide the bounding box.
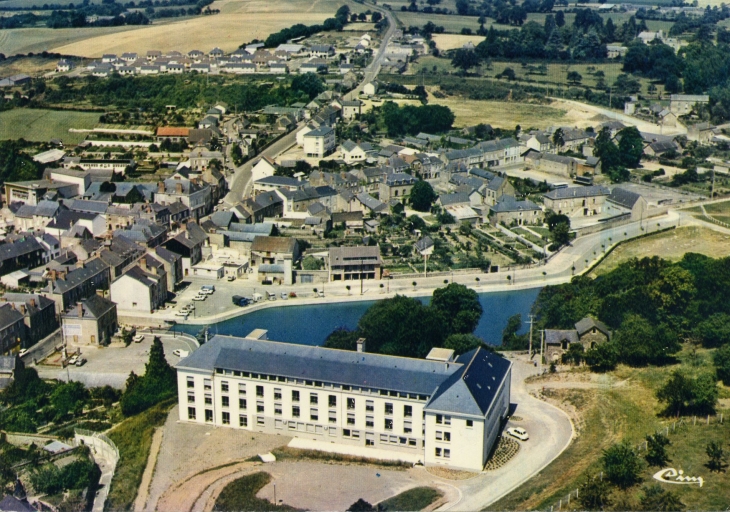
[232,295,249,307]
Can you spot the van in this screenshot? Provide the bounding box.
[266,291,277,301]
[252,293,263,303]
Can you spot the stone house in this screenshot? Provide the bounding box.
[61,295,117,346]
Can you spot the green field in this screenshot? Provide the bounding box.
[0,108,99,145]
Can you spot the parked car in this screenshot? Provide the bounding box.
[75,357,87,367]
[175,310,189,317]
[506,427,529,441]
[192,294,207,301]
[200,285,215,294]
[173,349,189,357]
[183,303,195,311]
[227,275,236,282]
[67,355,78,365]
[266,291,277,301]
[252,293,263,303]
[280,292,288,300]
[133,334,145,343]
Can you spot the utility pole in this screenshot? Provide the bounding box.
[528,314,535,359]
[540,330,544,368]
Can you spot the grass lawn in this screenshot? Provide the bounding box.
[378,486,443,511]
[0,108,99,145]
[487,355,730,511]
[213,472,299,512]
[588,226,730,278]
[701,200,730,222]
[105,400,174,511]
[428,95,569,129]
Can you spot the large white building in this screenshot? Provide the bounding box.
[175,330,512,472]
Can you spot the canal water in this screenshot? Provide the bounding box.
[177,287,542,347]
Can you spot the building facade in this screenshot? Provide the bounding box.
[175,332,512,472]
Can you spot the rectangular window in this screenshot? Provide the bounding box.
[221,396,229,407]
[238,383,246,394]
[274,389,282,400]
[187,392,195,403]
[257,401,264,413]
[187,377,194,388]
[239,398,247,409]
[256,385,264,397]
[466,419,473,428]
[204,379,211,390]
[239,415,248,427]
[384,419,393,431]
[328,411,337,424]
[205,394,212,405]
[444,432,451,442]
[292,390,300,402]
[380,434,388,442]
[347,398,355,410]
[366,400,374,412]
[404,405,412,417]
[347,413,355,425]
[436,414,443,424]
[275,405,282,416]
[310,393,318,405]
[292,406,300,417]
[404,421,412,433]
[310,409,319,421]
[444,416,451,425]
[352,431,360,439]
[343,428,351,437]
[444,449,451,458]
[257,416,264,426]
[221,381,229,392]
[366,416,374,428]
[222,412,230,425]
[436,431,443,441]
[205,409,213,422]
[329,395,337,407]
[408,438,417,447]
[188,407,196,420]
[385,403,393,415]
[435,447,442,457]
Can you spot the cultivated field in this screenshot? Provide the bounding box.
[0,109,100,144]
[589,226,730,277]
[43,0,361,56]
[0,25,147,57]
[431,34,485,51]
[0,55,58,77]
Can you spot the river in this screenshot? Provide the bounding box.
[177,287,542,346]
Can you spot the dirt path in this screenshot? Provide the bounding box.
[134,428,163,512]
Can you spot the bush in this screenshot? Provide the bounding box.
[214,472,297,511]
[602,442,643,489]
[120,337,176,416]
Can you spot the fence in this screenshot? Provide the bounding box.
[75,428,119,465]
[545,414,725,511]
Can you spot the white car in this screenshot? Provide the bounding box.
[227,275,236,282]
[183,303,195,311]
[172,349,189,357]
[506,427,529,441]
[192,294,207,301]
[67,355,78,365]
[175,310,189,317]
[132,334,145,343]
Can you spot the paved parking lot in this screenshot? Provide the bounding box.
[35,334,197,388]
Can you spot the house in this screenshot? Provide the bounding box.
[329,245,382,281]
[544,316,612,362]
[303,126,336,158]
[543,186,610,216]
[175,331,511,472]
[644,140,678,157]
[658,109,678,127]
[309,44,335,58]
[0,293,57,346]
[155,176,212,221]
[4,180,79,206]
[363,81,379,96]
[61,295,117,346]
[110,259,168,313]
[187,148,225,171]
[331,211,364,231]
[606,188,648,221]
[56,59,74,72]
[46,168,91,195]
[45,211,106,239]
[669,94,709,115]
[336,100,362,120]
[379,173,417,202]
[606,45,628,59]
[157,126,190,143]
[0,355,19,388]
[162,222,207,277]
[153,246,183,292]
[531,153,579,178]
[251,157,278,185]
[0,237,46,277]
[355,192,388,215]
[340,140,368,164]
[524,134,553,153]
[250,236,299,285]
[482,176,515,207]
[43,258,111,314]
[0,304,27,354]
[489,196,543,226]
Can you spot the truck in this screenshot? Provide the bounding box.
[232,295,249,307]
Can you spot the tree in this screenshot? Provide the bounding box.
[502,314,528,350]
[602,442,643,489]
[656,369,718,416]
[500,68,516,80]
[713,343,730,385]
[455,0,469,15]
[443,334,488,355]
[120,337,177,416]
[451,49,479,73]
[302,255,324,270]
[578,474,612,510]
[410,180,437,212]
[347,499,375,511]
[645,433,671,467]
[323,327,359,350]
[706,441,727,472]
[639,485,685,511]
[552,127,565,150]
[584,342,618,372]
[50,381,89,421]
[567,71,583,85]
[550,221,570,249]
[290,72,325,99]
[693,313,730,347]
[562,343,584,365]
[555,10,565,27]
[617,126,644,168]
[431,283,483,335]
[614,315,679,366]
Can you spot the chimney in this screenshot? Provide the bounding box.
[176,183,183,194]
[356,338,366,353]
[30,298,36,308]
[158,181,165,194]
[77,302,83,317]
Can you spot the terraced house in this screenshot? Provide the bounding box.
[175,331,512,472]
